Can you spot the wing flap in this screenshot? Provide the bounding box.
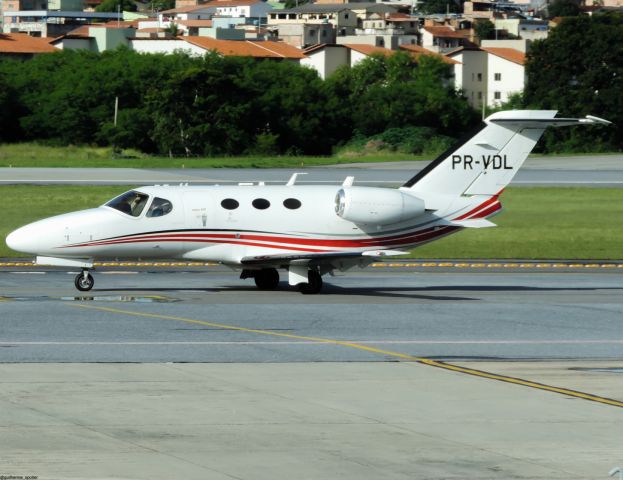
[240,249,409,266]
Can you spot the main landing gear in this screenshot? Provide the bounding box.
[298,270,323,295]
[241,267,324,294]
[253,268,280,290]
[74,269,94,292]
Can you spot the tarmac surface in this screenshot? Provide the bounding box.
[1,265,622,363]
[1,152,622,479]
[1,266,623,479]
[1,155,623,186]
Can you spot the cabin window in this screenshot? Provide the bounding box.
[221,198,239,210]
[252,198,270,210]
[106,190,149,217]
[283,198,301,209]
[146,197,173,218]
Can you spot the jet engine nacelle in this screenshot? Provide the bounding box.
[334,187,426,225]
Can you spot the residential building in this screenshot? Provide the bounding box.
[300,43,349,78]
[421,25,465,52]
[268,3,397,47]
[50,23,135,50]
[130,36,305,61]
[482,46,525,106]
[446,44,524,107]
[2,10,121,36]
[0,31,56,56]
[161,0,272,26]
[446,46,487,107]
[493,17,548,40]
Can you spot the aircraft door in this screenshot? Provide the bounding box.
[183,191,214,228]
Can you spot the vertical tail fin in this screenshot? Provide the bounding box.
[402,110,610,196]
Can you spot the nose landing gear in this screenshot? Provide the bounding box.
[74,269,94,291]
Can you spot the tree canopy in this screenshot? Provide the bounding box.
[524,13,623,152]
[95,0,137,12]
[0,48,479,156]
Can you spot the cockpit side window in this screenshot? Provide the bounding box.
[106,191,149,217]
[146,197,173,218]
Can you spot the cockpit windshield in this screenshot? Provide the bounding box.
[146,197,173,218]
[106,191,149,217]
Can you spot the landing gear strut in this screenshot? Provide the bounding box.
[74,269,94,292]
[298,269,323,295]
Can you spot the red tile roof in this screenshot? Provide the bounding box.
[183,37,305,58]
[423,26,465,39]
[0,33,57,54]
[482,47,525,65]
[399,44,460,64]
[343,43,394,57]
[176,19,213,27]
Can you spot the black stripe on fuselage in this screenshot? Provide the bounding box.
[402,122,487,189]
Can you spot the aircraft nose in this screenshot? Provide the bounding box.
[6,225,41,254]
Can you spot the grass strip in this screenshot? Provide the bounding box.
[0,143,428,168]
[0,185,621,259]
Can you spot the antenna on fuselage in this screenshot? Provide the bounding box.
[286,172,308,186]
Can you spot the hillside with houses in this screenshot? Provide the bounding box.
[1,0,622,154]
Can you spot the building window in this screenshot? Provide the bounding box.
[471,73,474,81]
[322,29,326,37]
[344,13,349,19]
[494,91,501,100]
[494,73,501,81]
[252,198,270,210]
[309,29,316,36]
[477,73,482,82]
[283,198,302,210]
[221,198,239,210]
[478,91,482,99]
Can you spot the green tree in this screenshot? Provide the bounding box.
[326,52,477,139]
[474,20,495,41]
[525,14,623,152]
[419,0,460,15]
[96,0,137,12]
[547,0,580,18]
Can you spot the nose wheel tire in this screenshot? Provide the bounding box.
[254,268,280,290]
[74,272,94,292]
[298,270,323,294]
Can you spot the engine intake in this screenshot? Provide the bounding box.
[334,187,426,225]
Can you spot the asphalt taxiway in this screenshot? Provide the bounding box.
[1,265,623,479]
[1,266,622,362]
[1,155,622,186]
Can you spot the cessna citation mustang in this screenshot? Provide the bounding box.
[6,110,610,294]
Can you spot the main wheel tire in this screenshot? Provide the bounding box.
[254,268,280,290]
[298,270,323,294]
[74,272,94,292]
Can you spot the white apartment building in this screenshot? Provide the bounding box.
[447,45,525,107]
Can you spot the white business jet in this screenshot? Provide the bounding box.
[6,110,609,294]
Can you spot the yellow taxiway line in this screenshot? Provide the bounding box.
[70,303,623,409]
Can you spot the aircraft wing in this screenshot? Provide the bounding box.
[240,249,408,267]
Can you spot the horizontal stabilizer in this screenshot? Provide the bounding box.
[442,218,497,229]
[490,114,612,128]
